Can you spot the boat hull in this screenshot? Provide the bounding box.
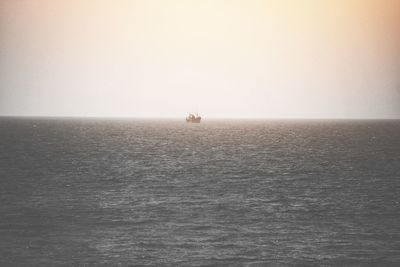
[186,117,201,123]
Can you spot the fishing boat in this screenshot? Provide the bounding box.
[186,113,201,123]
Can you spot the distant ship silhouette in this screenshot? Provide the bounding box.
[186,113,201,123]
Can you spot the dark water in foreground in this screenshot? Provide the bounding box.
[0,118,400,266]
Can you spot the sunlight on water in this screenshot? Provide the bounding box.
[0,118,400,265]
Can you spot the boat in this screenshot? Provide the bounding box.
[186,113,201,123]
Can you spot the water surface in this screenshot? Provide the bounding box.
[1,118,399,266]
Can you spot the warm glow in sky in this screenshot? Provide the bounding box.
[0,0,399,118]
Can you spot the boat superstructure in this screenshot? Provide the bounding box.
[186,113,201,123]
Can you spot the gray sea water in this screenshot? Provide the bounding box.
[0,118,400,266]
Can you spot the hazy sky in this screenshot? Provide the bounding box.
[0,0,399,118]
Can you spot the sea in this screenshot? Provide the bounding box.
[0,118,399,266]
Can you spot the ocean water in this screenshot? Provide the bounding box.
[0,118,399,266]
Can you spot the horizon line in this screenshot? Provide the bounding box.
[0,115,399,120]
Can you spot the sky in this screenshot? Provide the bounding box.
[0,0,399,118]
